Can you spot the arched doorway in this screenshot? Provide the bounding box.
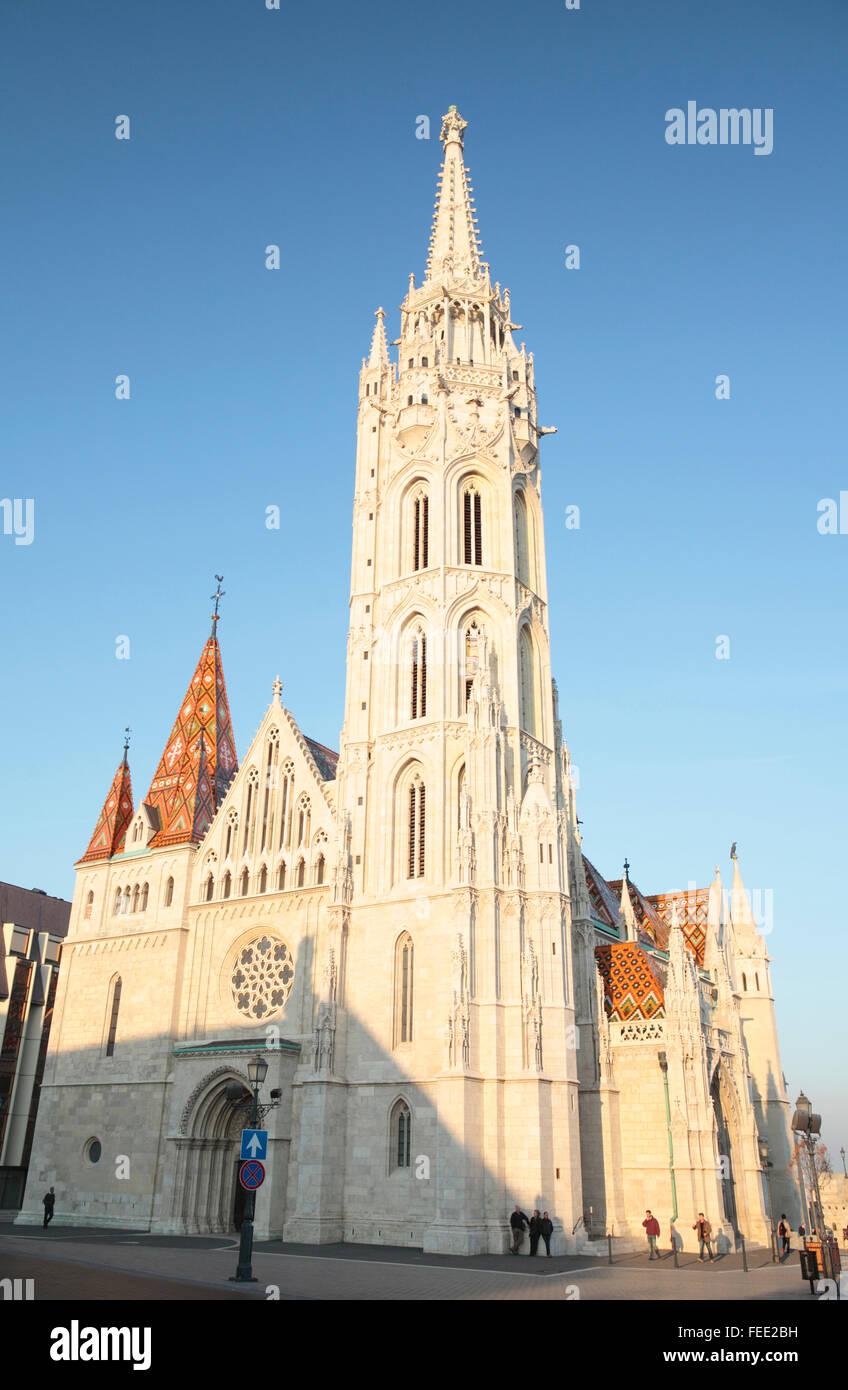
[173,1072,252,1234]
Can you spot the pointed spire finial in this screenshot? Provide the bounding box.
[210,575,225,637]
[272,675,283,702]
[425,109,483,284]
[122,726,131,766]
[730,840,737,860]
[623,857,630,882]
[367,308,389,369]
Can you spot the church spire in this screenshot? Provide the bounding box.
[425,107,484,284]
[617,873,639,943]
[78,736,134,864]
[368,307,389,368]
[145,621,238,848]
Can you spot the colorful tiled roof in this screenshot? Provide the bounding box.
[304,737,339,783]
[582,856,618,928]
[146,636,238,848]
[647,888,709,966]
[595,942,665,1021]
[608,878,670,951]
[78,755,134,864]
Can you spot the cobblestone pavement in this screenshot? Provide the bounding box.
[0,1224,815,1300]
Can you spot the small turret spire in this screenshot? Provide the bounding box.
[617,874,639,943]
[368,308,389,368]
[78,745,135,864]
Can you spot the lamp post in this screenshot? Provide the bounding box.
[792,1090,832,1282]
[841,1147,847,1179]
[231,1053,270,1284]
[757,1136,777,1262]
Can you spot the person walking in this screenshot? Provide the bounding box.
[693,1212,714,1262]
[528,1209,541,1256]
[509,1205,530,1255]
[539,1211,554,1257]
[42,1187,55,1229]
[778,1214,790,1258]
[642,1209,661,1259]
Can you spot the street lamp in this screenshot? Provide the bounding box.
[231,1054,276,1284]
[792,1090,832,1281]
[841,1147,846,1179]
[757,1136,777,1262]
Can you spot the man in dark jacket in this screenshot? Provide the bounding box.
[778,1215,790,1258]
[642,1209,661,1258]
[539,1211,554,1257]
[528,1210,542,1256]
[693,1212,715,1262]
[509,1205,530,1254]
[42,1187,55,1229]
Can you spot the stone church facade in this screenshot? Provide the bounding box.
[18,110,799,1253]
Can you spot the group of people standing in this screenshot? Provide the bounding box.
[510,1206,554,1256]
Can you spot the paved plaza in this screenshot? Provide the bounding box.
[0,1222,822,1301]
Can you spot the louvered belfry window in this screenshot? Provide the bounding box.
[413,494,429,571]
[408,778,426,878]
[410,630,427,719]
[463,488,482,565]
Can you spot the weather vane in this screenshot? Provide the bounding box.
[122,726,131,765]
[623,857,630,882]
[211,575,225,636]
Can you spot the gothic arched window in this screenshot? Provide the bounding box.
[258,864,268,894]
[222,871,232,900]
[204,874,214,902]
[164,876,174,908]
[240,868,249,897]
[315,854,325,886]
[84,891,94,921]
[410,627,427,720]
[224,812,238,861]
[407,774,426,879]
[279,761,294,849]
[131,884,140,914]
[519,624,538,739]
[394,933,414,1046]
[464,620,482,708]
[296,796,311,847]
[243,772,259,855]
[390,1099,412,1170]
[261,734,278,852]
[113,888,122,916]
[105,977,122,1058]
[412,492,429,572]
[140,882,149,912]
[295,858,305,888]
[514,489,531,588]
[463,485,483,566]
[277,861,287,891]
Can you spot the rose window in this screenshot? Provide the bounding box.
[230,935,294,1020]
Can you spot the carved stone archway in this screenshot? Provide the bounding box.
[169,1071,252,1234]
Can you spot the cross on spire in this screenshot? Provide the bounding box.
[210,575,225,636]
[122,726,131,766]
[623,857,630,882]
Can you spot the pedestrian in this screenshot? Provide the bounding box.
[798,1222,806,1241]
[778,1214,790,1258]
[528,1209,541,1256]
[692,1212,714,1262]
[539,1211,554,1257]
[42,1186,55,1229]
[642,1209,661,1259]
[509,1204,530,1255]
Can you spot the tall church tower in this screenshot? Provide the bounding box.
[318,108,585,1254]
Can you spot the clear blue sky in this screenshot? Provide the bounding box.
[2,1,846,1151]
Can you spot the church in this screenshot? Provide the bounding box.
[18,109,800,1254]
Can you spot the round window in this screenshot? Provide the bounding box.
[86,1139,102,1164]
[230,934,295,1020]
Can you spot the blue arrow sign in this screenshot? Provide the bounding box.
[240,1129,268,1161]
